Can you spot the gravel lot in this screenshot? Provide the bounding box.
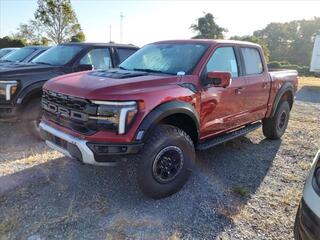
[0,78,319,240]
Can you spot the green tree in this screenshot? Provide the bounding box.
[254,17,320,66]
[0,36,25,48]
[190,12,227,39]
[34,0,85,44]
[40,37,50,46]
[230,35,270,62]
[13,20,47,45]
[70,31,86,42]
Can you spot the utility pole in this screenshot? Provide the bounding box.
[109,24,112,43]
[120,12,124,43]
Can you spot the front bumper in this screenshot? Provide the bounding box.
[39,122,143,166]
[295,151,320,240]
[0,104,17,122]
[295,199,320,240]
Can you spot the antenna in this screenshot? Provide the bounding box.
[120,12,125,43]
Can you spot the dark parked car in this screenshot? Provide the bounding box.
[0,46,49,66]
[0,42,138,137]
[0,48,19,59]
[294,151,320,240]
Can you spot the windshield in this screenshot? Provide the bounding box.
[0,49,14,59]
[119,43,209,75]
[2,48,35,62]
[31,45,83,66]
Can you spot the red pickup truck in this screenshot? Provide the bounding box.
[40,40,298,198]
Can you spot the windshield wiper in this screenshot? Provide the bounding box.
[132,68,169,74]
[119,66,128,70]
[33,61,52,66]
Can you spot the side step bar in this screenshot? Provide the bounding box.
[197,122,262,151]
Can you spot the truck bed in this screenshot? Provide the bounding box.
[269,69,298,81]
[269,69,299,92]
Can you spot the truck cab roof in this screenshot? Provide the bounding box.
[153,39,261,48]
[61,42,139,49]
[23,45,50,50]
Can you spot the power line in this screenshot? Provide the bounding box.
[120,12,124,43]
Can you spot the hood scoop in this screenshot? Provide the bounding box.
[89,69,148,79]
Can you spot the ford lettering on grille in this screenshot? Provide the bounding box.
[42,100,88,122]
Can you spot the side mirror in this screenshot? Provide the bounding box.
[203,71,232,88]
[76,64,93,72]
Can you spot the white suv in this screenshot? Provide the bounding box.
[294,151,320,239]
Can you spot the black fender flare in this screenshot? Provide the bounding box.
[270,82,294,117]
[134,101,200,142]
[16,81,46,105]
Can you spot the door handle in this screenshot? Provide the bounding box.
[235,87,244,95]
[262,82,268,89]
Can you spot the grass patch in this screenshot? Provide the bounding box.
[281,172,300,183]
[299,77,320,88]
[280,189,301,206]
[233,186,250,197]
[0,217,18,237]
[298,160,311,171]
[168,231,182,240]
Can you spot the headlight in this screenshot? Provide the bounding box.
[90,101,138,134]
[0,81,18,101]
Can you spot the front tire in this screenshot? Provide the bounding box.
[22,98,42,139]
[262,101,290,139]
[137,124,195,199]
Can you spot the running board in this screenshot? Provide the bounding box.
[196,122,262,151]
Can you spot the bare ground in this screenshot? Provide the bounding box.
[0,77,319,240]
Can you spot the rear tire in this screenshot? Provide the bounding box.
[262,101,290,140]
[137,124,195,199]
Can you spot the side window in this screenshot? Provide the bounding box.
[206,47,238,78]
[241,48,263,75]
[117,48,137,63]
[80,48,112,70]
[30,50,46,61]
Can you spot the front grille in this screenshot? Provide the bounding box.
[42,90,98,135]
[42,90,88,111]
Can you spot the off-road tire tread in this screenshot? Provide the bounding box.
[136,124,195,199]
[262,101,290,140]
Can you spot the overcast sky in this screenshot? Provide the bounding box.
[1,0,320,47]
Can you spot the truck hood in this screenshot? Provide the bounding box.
[44,69,185,100]
[0,62,60,77]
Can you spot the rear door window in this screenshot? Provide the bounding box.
[241,47,263,75]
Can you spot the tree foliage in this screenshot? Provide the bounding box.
[254,17,320,66]
[268,61,312,76]
[190,13,227,39]
[70,31,86,42]
[0,36,26,48]
[34,0,85,44]
[13,20,49,45]
[230,35,270,62]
